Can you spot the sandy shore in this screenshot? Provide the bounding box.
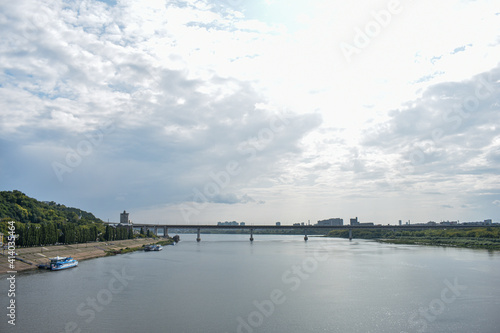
[0,238,160,275]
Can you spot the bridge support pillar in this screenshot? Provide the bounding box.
[250,228,254,242]
[154,226,158,236]
[304,229,308,241]
[164,227,168,238]
[349,229,352,241]
[196,228,201,242]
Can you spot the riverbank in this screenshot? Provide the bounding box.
[0,238,172,275]
[326,227,500,251]
[376,237,500,250]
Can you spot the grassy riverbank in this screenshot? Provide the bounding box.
[0,238,175,275]
[104,238,175,256]
[326,227,500,250]
[377,237,500,250]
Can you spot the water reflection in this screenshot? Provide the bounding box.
[1,234,499,333]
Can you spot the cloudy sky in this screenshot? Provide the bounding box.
[1,0,499,225]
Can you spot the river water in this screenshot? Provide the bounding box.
[1,234,500,333]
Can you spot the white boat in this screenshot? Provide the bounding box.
[49,256,78,270]
[144,244,162,251]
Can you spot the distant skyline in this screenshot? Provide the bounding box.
[1,0,499,225]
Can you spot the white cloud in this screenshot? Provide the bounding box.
[1,0,499,223]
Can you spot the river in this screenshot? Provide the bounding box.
[1,234,499,332]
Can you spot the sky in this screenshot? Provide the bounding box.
[0,0,499,225]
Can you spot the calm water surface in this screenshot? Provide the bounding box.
[1,234,500,333]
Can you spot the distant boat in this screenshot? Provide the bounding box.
[49,256,78,271]
[144,244,162,251]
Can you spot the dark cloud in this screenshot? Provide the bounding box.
[362,64,500,177]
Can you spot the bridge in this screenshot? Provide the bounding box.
[129,223,497,242]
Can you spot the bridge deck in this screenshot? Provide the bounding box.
[131,224,497,230]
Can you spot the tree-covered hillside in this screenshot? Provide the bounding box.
[0,190,103,224]
[0,190,134,246]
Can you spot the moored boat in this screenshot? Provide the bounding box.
[49,256,78,270]
[144,244,162,251]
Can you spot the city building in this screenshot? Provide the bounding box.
[217,221,243,226]
[484,219,492,225]
[440,220,458,225]
[350,217,359,226]
[316,218,343,226]
[276,222,281,226]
